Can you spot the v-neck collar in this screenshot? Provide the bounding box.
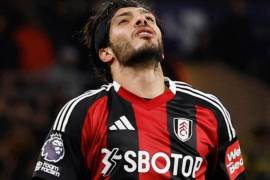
[113,77,176,110]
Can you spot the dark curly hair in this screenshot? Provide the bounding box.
[82,0,162,82]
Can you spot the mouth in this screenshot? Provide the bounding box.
[135,27,155,39]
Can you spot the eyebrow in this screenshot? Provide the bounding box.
[115,8,152,18]
[115,11,133,18]
[139,8,151,14]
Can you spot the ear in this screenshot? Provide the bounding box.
[99,47,114,63]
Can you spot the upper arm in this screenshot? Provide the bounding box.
[210,99,246,180]
[32,96,93,180]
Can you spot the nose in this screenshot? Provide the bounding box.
[135,15,148,26]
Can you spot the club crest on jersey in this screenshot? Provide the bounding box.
[174,118,193,142]
[41,133,65,163]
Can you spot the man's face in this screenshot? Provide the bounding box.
[108,7,164,66]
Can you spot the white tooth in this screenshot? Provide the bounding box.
[139,32,150,36]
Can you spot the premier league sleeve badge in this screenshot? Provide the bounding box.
[41,133,65,163]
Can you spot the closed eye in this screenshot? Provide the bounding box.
[119,19,129,25]
[146,16,155,22]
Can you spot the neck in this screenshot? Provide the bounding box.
[111,62,165,99]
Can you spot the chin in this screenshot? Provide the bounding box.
[123,45,163,67]
[138,38,158,47]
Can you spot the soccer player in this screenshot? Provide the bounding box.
[32,0,246,179]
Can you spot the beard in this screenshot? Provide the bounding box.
[110,39,164,68]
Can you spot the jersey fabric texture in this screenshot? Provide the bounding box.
[32,77,245,180]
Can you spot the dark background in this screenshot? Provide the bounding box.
[0,0,269,179]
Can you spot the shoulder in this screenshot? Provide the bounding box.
[52,83,113,133]
[172,80,236,141]
[173,80,222,108]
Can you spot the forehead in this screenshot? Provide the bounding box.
[112,7,153,18]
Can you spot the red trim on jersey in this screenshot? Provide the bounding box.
[118,87,175,110]
[81,96,109,180]
[195,105,218,179]
[133,103,171,180]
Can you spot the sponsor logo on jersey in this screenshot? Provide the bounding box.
[225,140,245,179]
[109,116,135,131]
[41,133,65,163]
[101,148,122,176]
[34,161,61,177]
[173,118,193,142]
[101,148,203,178]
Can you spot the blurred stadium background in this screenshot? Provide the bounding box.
[0,0,270,179]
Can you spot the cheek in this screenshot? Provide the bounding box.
[155,28,163,42]
[109,28,131,44]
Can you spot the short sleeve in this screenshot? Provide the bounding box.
[32,130,86,179]
[210,101,246,180]
[32,96,92,180]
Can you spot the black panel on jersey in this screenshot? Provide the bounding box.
[64,95,106,179]
[167,92,198,180]
[107,90,139,180]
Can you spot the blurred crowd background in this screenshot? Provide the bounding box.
[0,0,270,179]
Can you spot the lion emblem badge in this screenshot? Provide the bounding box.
[41,133,65,163]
